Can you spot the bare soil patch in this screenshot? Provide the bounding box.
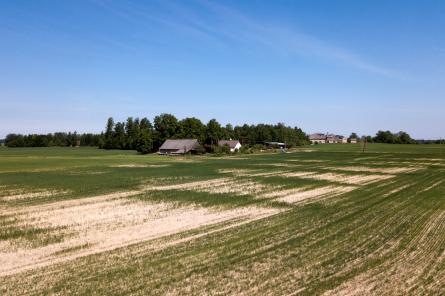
[296,172,394,185]
[276,185,356,204]
[111,164,170,168]
[150,177,272,196]
[218,169,286,178]
[323,165,420,174]
[382,184,411,197]
[1,190,71,201]
[0,195,281,277]
[287,159,324,163]
[421,180,444,193]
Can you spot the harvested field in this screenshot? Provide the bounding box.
[218,168,287,177]
[1,195,280,276]
[0,144,444,295]
[111,164,171,168]
[323,165,421,174]
[291,172,395,185]
[1,189,71,201]
[276,185,356,204]
[149,177,273,196]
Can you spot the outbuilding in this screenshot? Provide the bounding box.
[159,139,199,155]
[264,141,286,149]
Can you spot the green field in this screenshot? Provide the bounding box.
[1,144,444,295]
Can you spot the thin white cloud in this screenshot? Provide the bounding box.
[195,0,399,77]
[92,0,399,77]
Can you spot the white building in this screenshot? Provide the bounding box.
[218,140,242,152]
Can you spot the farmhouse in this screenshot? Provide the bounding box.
[338,136,347,143]
[218,140,242,152]
[310,133,348,144]
[309,133,326,144]
[326,134,338,144]
[159,139,199,155]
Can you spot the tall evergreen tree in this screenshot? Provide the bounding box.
[113,122,126,149]
[125,117,134,149]
[104,117,115,149]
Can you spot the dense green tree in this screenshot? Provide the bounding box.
[349,132,358,139]
[364,135,373,143]
[125,117,137,150]
[397,131,414,144]
[206,119,223,145]
[373,130,414,144]
[374,130,395,143]
[136,130,153,154]
[4,114,312,151]
[5,132,100,148]
[80,133,101,146]
[140,117,153,130]
[113,122,126,149]
[104,117,115,149]
[222,124,235,140]
[5,134,25,147]
[135,117,154,154]
[154,113,179,148]
[178,117,206,143]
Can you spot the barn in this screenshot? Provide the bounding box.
[159,139,199,155]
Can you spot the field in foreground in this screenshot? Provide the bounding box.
[0,144,444,295]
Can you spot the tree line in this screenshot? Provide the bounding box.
[4,132,101,148]
[7,119,441,151]
[3,113,309,153]
[358,130,416,144]
[347,130,444,144]
[101,113,309,154]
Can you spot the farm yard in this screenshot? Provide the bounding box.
[0,144,444,295]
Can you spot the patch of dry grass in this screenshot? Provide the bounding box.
[324,165,421,174]
[276,185,356,204]
[1,190,71,201]
[149,177,274,196]
[0,193,281,277]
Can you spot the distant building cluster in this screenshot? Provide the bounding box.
[158,133,359,155]
[309,133,357,144]
[159,139,242,155]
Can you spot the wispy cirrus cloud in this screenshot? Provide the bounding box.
[192,0,399,77]
[93,0,399,78]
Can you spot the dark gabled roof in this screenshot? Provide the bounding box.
[159,139,199,153]
[309,133,326,140]
[310,133,346,141]
[326,134,337,140]
[218,140,240,149]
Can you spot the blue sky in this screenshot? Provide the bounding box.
[1,0,444,139]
